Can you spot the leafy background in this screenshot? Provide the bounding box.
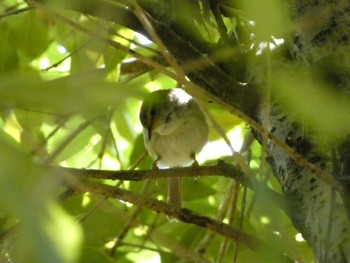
[0,0,318,262]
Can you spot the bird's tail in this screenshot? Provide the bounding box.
[168,177,182,208]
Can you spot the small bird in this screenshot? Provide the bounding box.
[139,88,209,208]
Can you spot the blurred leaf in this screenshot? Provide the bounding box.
[129,134,151,169]
[62,193,91,216]
[207,102,242,141]
[54,124,95,163]
[8,10,50,59]
[159,250,178,263]
[79,247,115,263]
[179,224,206,248]
[0,132,82,263]
[273,67,350,144]
[0,23,19,73]
[114,110,135,142]
[71,48,97,74]
[0,72,142,114]
[81,197,127,247]
[104,27,132,74]
[13,110,45,153]
[183,178,216,201]
[240,0,291,39]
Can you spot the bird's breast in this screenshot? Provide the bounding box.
[144,116,208,167]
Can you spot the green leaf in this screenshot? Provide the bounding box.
[0,132,82,263]
[183,178,216,201]
[129,134,151,169]
[0,72,142,114]
[114,110,135,142]
[103,45,125,74]
[0,23,19,73]
[8,10,50,59]
[70,48,97,74]
[53,121,96,163]
[79,247,115,263]
[240,0,291,38]
[207,102,242,141]
[273,67,350,144]
[81,197,126,247]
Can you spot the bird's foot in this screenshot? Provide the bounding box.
[190,153,199,180]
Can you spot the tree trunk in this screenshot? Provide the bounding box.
[266,107,350,262]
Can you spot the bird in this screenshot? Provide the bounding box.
[139,88,209,208]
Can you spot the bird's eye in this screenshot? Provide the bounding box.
[150,108,157,117]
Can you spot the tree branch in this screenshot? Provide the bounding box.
[50,161,287,213]
[56,160,246,180]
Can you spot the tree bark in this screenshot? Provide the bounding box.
[265,0,350,262]
[266,107,350,262]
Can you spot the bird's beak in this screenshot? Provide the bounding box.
[147,124,153,140]
[147,117,159,140]
[147,118,155,140]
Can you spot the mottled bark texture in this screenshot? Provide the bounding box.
[265,0,350,262]
[266,107,350,262]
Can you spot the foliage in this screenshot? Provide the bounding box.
[1,0,344,262]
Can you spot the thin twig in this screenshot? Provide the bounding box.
[30,115,71,156]
[216,182,240,263]
[127,0,187,83]
[43,38,97,71]
[209,0,229,43]
[0,6,33,19]
[44,115,101,163]
[150,226,212,263]
[259,44,272,182]
[78,197,106,223]
[109,180,151,257]
[141,214,161,251]
[119,242,161,253]
[233,185,247,263]
[97,110,118,169]
[195,178,237,255]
